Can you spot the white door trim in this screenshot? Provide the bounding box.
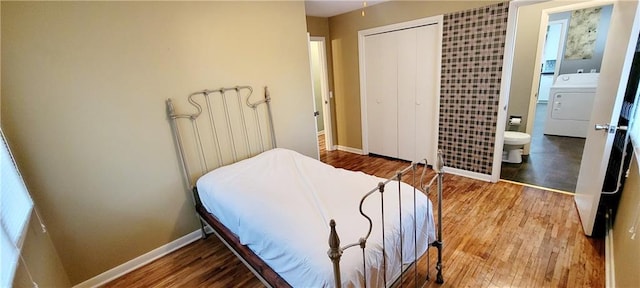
[550,19,569,82]
[306,33,320,160]
[492,0,538,183]
[523,19,568,155]
[310,36,335,151]
[358,15,443,160]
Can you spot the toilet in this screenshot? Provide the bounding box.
[503,131,531,163]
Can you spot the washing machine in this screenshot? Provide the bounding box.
[544,73,600,138]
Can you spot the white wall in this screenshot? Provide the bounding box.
[1,1,316,284]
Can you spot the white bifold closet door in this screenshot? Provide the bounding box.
[365,31,398,158]
[365,24,439,162]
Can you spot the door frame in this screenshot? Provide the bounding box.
[523,18,568,155]
[493,0,618,182]
[548,19,569,82]
[358,15,443,162]
[309,36,335,152]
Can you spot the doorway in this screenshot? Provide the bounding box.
[499,3,613,193]
[309,37,334,156]
[496,0,640,236]
[536,19,568,104]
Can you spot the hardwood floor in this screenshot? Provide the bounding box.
[104,137,604,287]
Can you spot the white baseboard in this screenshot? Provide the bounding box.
[73,229,204,288]
[444,166,492,182]
[336,145,364,155]
[605,213,615,288]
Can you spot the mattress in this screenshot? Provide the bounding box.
[196,148,436,287]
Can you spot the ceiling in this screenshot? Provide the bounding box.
[304,0,388,17]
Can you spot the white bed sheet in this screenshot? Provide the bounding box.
[196,148,435,287]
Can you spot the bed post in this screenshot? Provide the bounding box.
[166,99,192,191]
[193,187,210,239]
[264,87,277,149]
[166,98,210,240]
[328,219,342,288]
[434,150,444,284]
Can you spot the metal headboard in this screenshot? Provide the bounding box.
[166,86,276,190]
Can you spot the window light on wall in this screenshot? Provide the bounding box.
[1,128,44,287]
[361,1,367,16]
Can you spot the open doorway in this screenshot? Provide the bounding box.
[536,19,568,105]
[309,36,334,157]
[500,3,613,192]
[495,0,640,237]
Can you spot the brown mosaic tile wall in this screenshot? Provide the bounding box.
[440,2,510,175]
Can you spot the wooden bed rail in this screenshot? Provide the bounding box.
[328,150,445,288]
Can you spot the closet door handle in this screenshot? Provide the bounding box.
[594,124,610,131]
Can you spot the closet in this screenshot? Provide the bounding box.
[360,20,440,163]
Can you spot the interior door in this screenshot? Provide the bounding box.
[397,24,440,162]
[365,32,398,158]
[397,28,417,161]
[575,0,640,236]
[306,33,321,160]
[414,24,440,164]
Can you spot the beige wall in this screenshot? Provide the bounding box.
[1,1,315,284]
[612,155,640,287]
[328,1,502,149]
[2,3,69,287]
[13,217,71,287]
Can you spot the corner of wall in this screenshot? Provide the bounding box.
[13,216,72,288]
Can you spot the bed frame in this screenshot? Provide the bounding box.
[166,85,444,287]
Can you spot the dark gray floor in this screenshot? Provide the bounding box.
[500,103,585,192]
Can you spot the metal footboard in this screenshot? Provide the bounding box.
[328,151,445,287]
